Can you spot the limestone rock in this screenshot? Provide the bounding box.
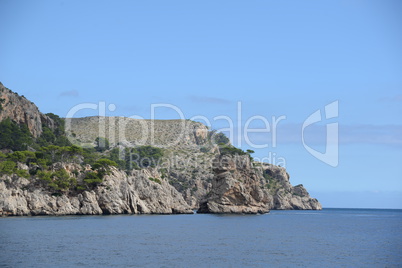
[0,82,54,137]
[261,164,322,210]
[197,157,322,214]
[198,155,271,214]
[95,168,192,214]
[0,166,193,216]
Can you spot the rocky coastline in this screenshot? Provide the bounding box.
[0,82,321,216]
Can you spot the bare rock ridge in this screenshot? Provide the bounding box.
[0,82,54,137]
[66,116,209,149]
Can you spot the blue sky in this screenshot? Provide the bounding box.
[1,0,401,208]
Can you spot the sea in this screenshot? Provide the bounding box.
[0,208,401,267]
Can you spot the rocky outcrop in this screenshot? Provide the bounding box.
[0,83,322,216]
[198,155,272,214]
[259,163,322,210]
[197,156,321,214]
[0,165,193,216]
[0,82,54,137]
[96,168,192,214]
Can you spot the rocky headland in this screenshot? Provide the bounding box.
[0,82,321,216]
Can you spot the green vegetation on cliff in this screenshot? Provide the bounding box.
[0,118,33,151]
[36,113,72,147]
[0,116,169,195]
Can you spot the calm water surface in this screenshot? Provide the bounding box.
[0,208,401,267]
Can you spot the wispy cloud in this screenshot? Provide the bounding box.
[339,124,402,146]
[302,124,402,147]
[188,95,231,104]
[60,90,79,97]
[379,94,402,102]
[223,123,402,147]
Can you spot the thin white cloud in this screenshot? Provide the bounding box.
[224,123,402,147]
[60,90,79,97]
[379,94,402,102]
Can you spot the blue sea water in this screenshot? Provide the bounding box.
[0,208,401,267]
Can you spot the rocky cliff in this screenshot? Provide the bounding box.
[261,163,322,210]
[198,155,271,214]
[197,155,321,214]
[0,82,54,137]
[0,83,322,216]
[0,163,192,216]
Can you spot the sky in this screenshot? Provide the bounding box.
[1,0,401,209]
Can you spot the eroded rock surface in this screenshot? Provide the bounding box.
[0,165,193,216]
[198,156,321,214]
[0,83,54,137]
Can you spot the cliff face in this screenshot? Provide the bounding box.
[197,155,321,213]
[0,157,321,216]
[0,83,322,216]
[0,163,192,216]
[0,83,54,137]
[198,155,271,214]
[261,163,322,210]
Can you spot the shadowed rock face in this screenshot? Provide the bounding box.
[198,156,322,214]
[198,155,271,214]
[0,83,54,137]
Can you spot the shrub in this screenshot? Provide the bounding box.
[95,137,110,152]
[82,147,98,166]
[92,158,118,170]
[125,146,164,169]
[7,151,36,163]
[200,146,210,153]
[148,177,161,184]
[37,169,76,192]
[0,118,33,151]
[37,170,52,182]
[51,169,72,190]
[35,113,71,148]
[36,158,48,169]
[0,161,16,175]
[208,131,230,146]
[83,171,103,186]
[107,148,126,169]
[15,169,29,178]
[219,145,247,156]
